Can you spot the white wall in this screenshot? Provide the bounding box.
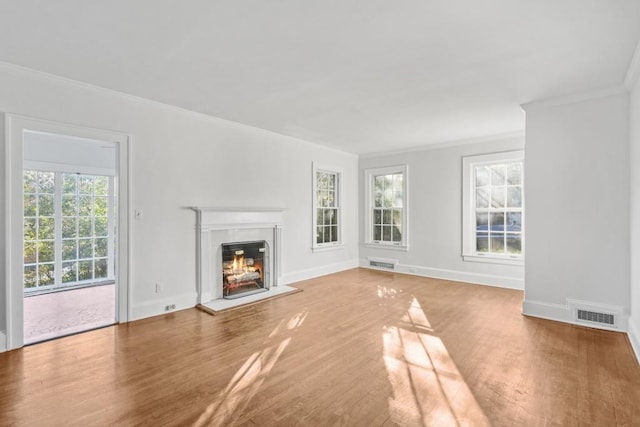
[358,136,525,289]
[629,72,640,356]
[0,115,5,346]
[523,91,630,330]
[0,63,359,332]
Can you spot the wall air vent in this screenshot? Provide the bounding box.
[369,260,395,270]
[577,309,615,326]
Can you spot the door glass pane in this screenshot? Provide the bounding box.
[39,263,55,285]
[62,240,77,260]
[78,260,93,281]
[94,259,108,279]
[38,241,55,263]
[62,217,77,238]
[24,265,37,288]
[62,195,77,216]
[62,261,78,283]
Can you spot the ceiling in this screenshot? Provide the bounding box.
[1,1,639,154]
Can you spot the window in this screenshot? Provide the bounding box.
[462,151,524,264]
[23,169,114,291]
[312,164,342,250]
[364,165,408,249]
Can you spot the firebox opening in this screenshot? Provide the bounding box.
[221,240,269,299]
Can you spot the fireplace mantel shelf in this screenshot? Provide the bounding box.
[191,207,285,231]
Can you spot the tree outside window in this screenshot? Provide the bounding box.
[23,169,114,291]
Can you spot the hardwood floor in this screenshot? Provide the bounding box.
[1,268,638,426]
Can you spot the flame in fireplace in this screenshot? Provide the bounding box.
[223,253,261,290]
[230,254,254,274]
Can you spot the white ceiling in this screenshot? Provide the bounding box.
[1,1,639,154]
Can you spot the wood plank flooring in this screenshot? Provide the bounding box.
[1,268,638,426]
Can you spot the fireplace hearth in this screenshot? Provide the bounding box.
[222,240,268,299]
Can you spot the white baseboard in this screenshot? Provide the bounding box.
[523,298,627,333]
[359,258,524,290]
[130,291,198,321]
[628,317,640,364]
[281,258,359,285]
[0,330,6,353]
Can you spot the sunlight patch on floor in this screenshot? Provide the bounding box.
[195,311,307,426]
[382,297,489,426]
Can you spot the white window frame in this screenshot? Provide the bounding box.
[462,150,524,265]
[312,163,343,252]
[22,167,116,291]
[364,164,408,250]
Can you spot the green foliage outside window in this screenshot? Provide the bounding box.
[23,170,111,290]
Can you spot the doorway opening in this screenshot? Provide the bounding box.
[4,114,130,350]
[22,132,118,344]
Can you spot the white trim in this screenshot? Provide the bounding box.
[522,298,627,332]
[624,40,640,90]
[281,258,359,285]
[364,164,409,248]
[521,85,627,112]
[363,243,408,251]
[462,150,524,264]
[0,61,358,158]
[311,162,343,251]
[23,160,115,177]
[311,243,345,253]
[191,207,285,231]
[359,258,524,289]
[131,291,198,321]
[628,318,640,364]
[0,331,6,353]
[4,114,131,350]
[358,131,525,159]
[462,254,524,266]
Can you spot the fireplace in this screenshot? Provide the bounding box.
[191,207,285,306]
[222,240,269,299]
[192,207,299,312]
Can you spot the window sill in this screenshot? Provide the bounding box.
[463,254,523,266]
[312,243,344,253]
[363,242,408,252]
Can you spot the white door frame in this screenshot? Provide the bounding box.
[3,114,131,350]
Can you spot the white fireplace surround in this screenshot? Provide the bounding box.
[191,207,285,306]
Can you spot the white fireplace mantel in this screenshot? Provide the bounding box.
[191,207,286,306]
[191,207,285,231]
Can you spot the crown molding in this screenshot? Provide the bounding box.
[624,40,640,90]
[521,85,628,112]
[358,130,525,159]
[0,60,357,158]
